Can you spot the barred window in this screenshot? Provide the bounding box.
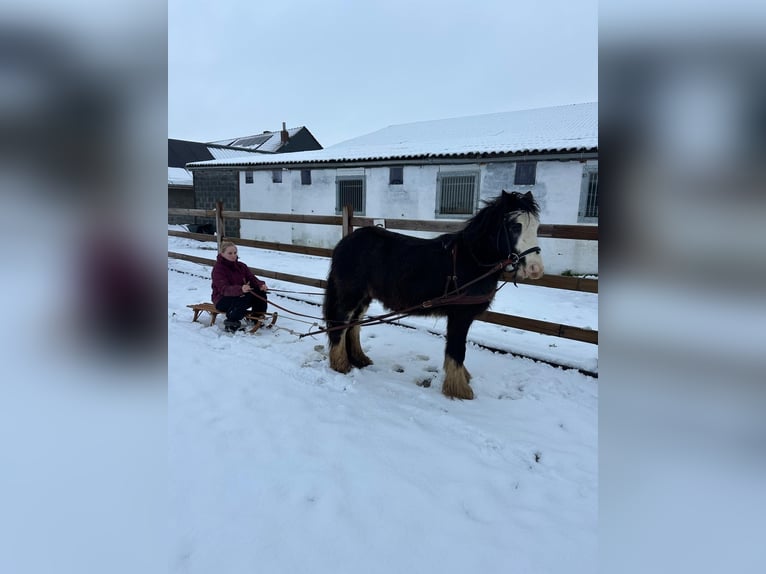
[301,169,311,185]
[244,170,253,184]
[336,177,365,215]
[436,172,479,217]
[389,166,403,185]
[272,169,282,184]
[514,161,536,185]
[578,166,598,222]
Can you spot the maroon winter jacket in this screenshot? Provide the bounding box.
[211,254,266,304]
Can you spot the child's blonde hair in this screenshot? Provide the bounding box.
[219,240,237,253]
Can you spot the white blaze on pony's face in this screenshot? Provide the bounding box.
[509,211,544,280]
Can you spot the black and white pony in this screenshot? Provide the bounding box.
[322,190,544,399]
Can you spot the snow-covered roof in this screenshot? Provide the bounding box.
[168,166,193,186]
[211,127,305,153]
[188,103,598,169]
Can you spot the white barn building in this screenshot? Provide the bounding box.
[188,102,598,275]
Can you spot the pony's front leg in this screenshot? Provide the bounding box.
[442,315,474,399]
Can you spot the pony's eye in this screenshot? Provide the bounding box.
[511,223,522,234]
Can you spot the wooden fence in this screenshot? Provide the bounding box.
[168,202,598,345]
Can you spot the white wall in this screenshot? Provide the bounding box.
[239,169,292,244]
[529,160,598,275]
[238,159,598,275]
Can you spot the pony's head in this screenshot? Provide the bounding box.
[500,190,544,279]
[465,190,544,279]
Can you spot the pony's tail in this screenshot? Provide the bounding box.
[323,268,348,347]
[322,267,338,323]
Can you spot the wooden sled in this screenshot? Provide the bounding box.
[187,302,278,334]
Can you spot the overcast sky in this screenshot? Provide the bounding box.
[168,0,597,148]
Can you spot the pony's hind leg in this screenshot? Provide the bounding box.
[324,277,353,373]
[345,298,373,368]
[324,279,373,373]
[329,330,352,373]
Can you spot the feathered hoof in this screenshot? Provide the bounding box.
[329,345,352,374]
[442,357,474,400]
[442,381,474,400]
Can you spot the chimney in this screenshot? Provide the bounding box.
[280,121,289,144]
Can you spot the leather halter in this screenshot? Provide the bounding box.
[445,242,542,299]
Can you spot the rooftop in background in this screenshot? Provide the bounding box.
[168,138,266,186]
[209,124,323,154]
[169,125,323,184]
[188,102,598,169]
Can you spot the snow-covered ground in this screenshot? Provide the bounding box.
[168,232,598,573]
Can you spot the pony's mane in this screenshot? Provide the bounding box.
[461,191,539,241]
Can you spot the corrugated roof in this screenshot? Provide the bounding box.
[207,146,265,160]
[188,103,598,169]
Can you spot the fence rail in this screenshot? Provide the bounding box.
[168,207,599,242]
[168,202,598,345]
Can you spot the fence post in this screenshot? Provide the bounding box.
[342,204,353,237]
[215,200,224,253]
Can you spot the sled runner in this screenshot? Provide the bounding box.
[247,311,278,333]
[187,302,277,334]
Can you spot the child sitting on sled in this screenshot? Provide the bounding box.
[211,241,269,332]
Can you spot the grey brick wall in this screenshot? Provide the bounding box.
[192,169,241,238]
[168,187,195,225]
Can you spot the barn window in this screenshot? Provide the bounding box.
[244,170,253,184]
[436,172,479,217]
[578,166,598,223]
[272,169,282,183]
[389,166,404,185]
[301,169,312,185]
[336,177,365,215]
[514,161,536,185]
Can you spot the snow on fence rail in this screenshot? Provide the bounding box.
[168,203,598,345]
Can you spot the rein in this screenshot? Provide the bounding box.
[296,245,541,339]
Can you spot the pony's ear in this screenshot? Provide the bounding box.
[502,190,524,201]
[523,190,533,200]
[500,190,514,210]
